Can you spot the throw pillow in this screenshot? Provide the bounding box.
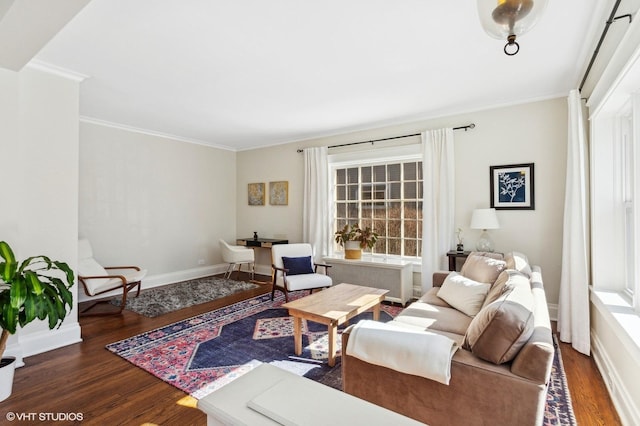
[282,256,314,275]
[463,274,535,364]
[460,253,507,284]
[481,269,529,309]
[504,251,533,277]
[437,272,491,317]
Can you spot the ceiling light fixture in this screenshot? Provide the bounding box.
[477,0,549,56]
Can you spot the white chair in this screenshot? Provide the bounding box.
[77,238,147,315]
[219,239,255,280]
[271,243,332,301]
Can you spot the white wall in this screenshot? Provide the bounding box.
[0,65,82,363]
[78,123,237,299]
[237,97,568,305]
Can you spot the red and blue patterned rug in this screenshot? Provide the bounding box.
[106,293,576,425]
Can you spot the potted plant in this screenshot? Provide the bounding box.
[0,241,74,401]
[334,224,379,259]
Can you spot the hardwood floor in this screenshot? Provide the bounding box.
[1,274,621,425]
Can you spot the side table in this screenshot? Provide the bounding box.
[446,250,471,271]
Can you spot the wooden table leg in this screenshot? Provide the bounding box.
[327,322,337,367]
[372,301,381,321]
[293,316,302,356]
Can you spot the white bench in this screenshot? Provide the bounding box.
[197,363,424,425]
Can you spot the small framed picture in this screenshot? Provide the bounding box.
[490,163,535,210]
[248,183,265,206]
[269,181,288,206]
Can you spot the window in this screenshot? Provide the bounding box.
[333,159,423,257]
[621,113,635,298]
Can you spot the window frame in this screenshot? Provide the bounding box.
[329,144,423,260]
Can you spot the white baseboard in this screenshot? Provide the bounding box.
[5,321,82,367]
[547,303,558,321]
[592,329,640,426]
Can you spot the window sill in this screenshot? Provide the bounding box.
[591,289,640,359]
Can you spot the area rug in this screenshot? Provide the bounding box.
[109,276,259,317]
[107,294,575,425]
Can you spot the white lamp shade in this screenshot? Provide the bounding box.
[470,208,500,230]
[477,0,549,40]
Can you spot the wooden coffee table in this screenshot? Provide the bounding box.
[282,283,389,367]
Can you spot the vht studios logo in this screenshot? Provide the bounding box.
[6,412,84,422]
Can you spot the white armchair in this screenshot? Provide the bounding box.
[77,238,147,315]
[219,239,255,280]
[271,243,332,301]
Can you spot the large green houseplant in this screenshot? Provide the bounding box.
[0,241,74,400]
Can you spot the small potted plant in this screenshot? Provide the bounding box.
[334,224,379,259]
[0,241,74,401]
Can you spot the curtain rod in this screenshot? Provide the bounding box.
[296,123,475,153]
[579,0,632,92]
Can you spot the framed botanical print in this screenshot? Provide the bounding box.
[490,163,535,210]
[248,183,265,206]
[269,181,288,206]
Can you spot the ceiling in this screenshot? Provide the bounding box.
[23,0,606,151]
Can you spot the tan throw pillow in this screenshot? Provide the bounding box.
[437,272,491,317]
[504,251,532,277]
[460,253,507,284]
[463,275,535,364]
[482,269,530,309]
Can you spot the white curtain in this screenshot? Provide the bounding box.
[558,89,591,355]
[303,146,331,262]
[421,128,455,293]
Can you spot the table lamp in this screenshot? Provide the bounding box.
[470,208,500,252]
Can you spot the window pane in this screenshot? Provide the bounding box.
[404,162,416,180]
[388,220,401,237]
[347,168,358,184]
[336,185,345,200]
[404,239,417,256]
[347,184,358,200]
[388,202,401,219]
[362,202,374,219]
[388,163,401,181]
[404,202,417,219]
[388,183,401,199]
[336,169,345,185]
[374,203,386,218]
[418,162,423,179]
[404,220,417,238]
[347,203,358,218]
[404,182,416,199]
[388,239,401,255]
[373,165,385,182]
[373,220,386,236]
[336,202,346,218]
[362,166,372,183]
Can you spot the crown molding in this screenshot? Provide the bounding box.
[25,59,89,82]
[79,116,236,152]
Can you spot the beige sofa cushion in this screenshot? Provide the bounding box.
[394,302,472,336]
[419,287,452,308]
[437,272,490,317]
[460,252,506,284]
[463,273,534,364]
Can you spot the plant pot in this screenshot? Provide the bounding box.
[0,357,16,402]
[344,241,362,260]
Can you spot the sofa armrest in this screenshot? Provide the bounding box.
[432,271,449,287]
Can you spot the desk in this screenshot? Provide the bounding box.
[236,238,288,248]
[446,250,471,271]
